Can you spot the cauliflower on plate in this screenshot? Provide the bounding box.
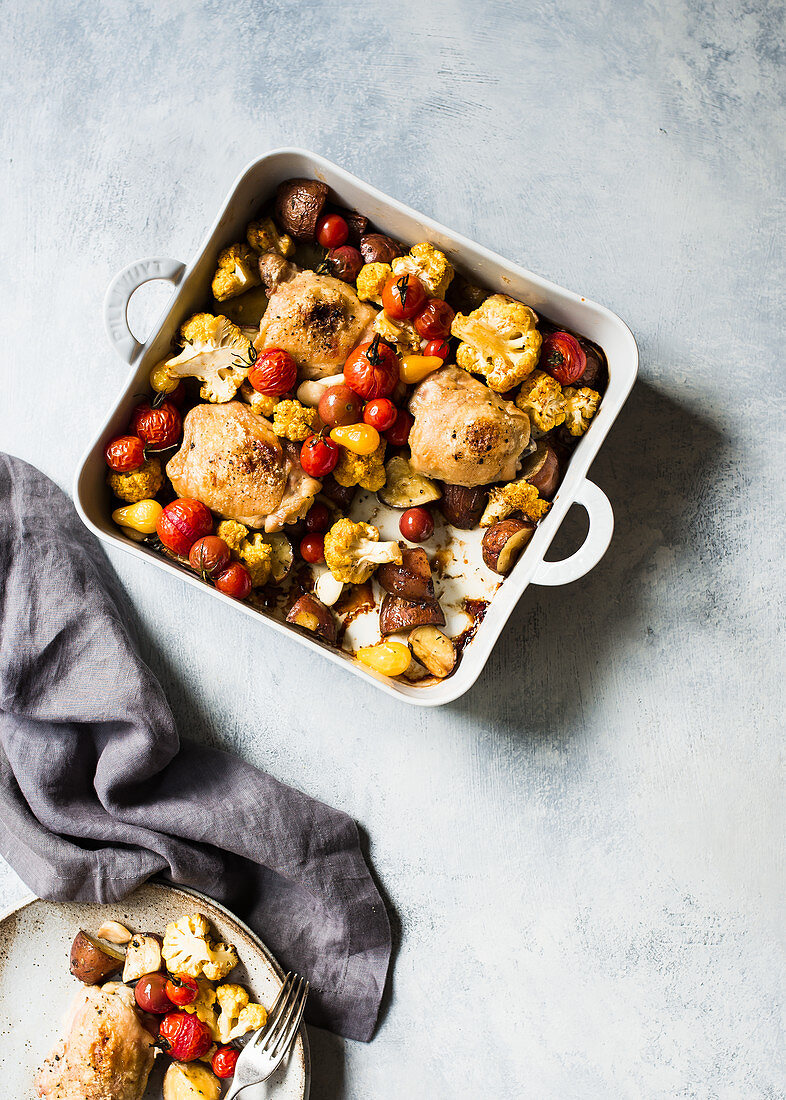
[162,314,255,404]
[162,913,238,982]
[563,386,600,436]
[272,399,318,442]
[373,310,421,355]
[480,480,551,527]
[212,244,261,302]
[239,379,279,418]
[452,294,542,392]
[333,441,387,491]
[215,984,268,1043]
[246,216,295,258]
[107,456,163,503]
[182,979,220,1040]
[323,518,402,584]
[356,262,392,305]
[391,243,454,299]
[515,370,566,434]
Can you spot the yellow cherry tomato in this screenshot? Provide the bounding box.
[112,499,163,534]
[149,363,180,394]
[399,355,443,384]
[356,641,411,677]
[329,423,380,456]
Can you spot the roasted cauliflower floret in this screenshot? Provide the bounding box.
[216,519,248,552]
[162,913,238,982]
[272,399,318,442]
[563,386,600,436]
[212,243,261,302]
[183,979,220,1040]
[162,313,255,403]
[392,243,454,299]
[215,984,268,1044]
[324,518,402,584]
[237,532,273,587]
[107,456,163,503]
[452,294,542,392]
[356,262,392,305]
[239,379,279,418]
[333,441,387,491]
[515,370,566,433]
[480,480,551,527]
[373,310,421,354]
[246,216,295,258]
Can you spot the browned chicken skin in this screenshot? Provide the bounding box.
[35,984,155,1100]
[408,366,531,486]
[256,271,376,379]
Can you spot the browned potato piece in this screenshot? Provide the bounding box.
[70,931,125,985]
[258,251,298,293]
[379,593,445,635]
[377,457,441,509]
[335,208,370,244]
[267,533,294,585]
[520,443,560,499]
[274,179,329,240]
[579,345,604,388]
[439,483,487,529]
[376,547,435,601]
[286,593,337,645]
[122,933,163,983]
[320,475,356,512]
[360,233,403,264]
[481,518,536,574]
[409,626,457,678]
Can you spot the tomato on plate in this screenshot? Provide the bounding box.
[214,562,252,599]
[344,335,399,400]
[248,349,298,396]
[383,409,413,447]
[157,499,213,556]
[316,213,349,249]
[413,299,454,340]
[105,435,145,473]
[423,338,450,360]
[381,273,427,320]
[300,432,339,477]
[131,401,182,449]
[540,332,587,386]
[363,398,397,431]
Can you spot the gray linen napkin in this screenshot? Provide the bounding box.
[0,453,390,1042]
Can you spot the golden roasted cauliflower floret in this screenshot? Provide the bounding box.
[212,243,261,302]
[239,379,279,418]
[324,518,402,584]
[237,533,273,587]
[515,370,566,434]
[107,456,163,503]
[162,313,255,403]
[162,913,238,982]
[392,243,454,299]
[356,262,392,305]
[216,519,249,552]
[272,399,318,442]
[452,294,542,392]
[563,386,600,436]
[480,480,551,527]
[183,979,220,1040]
[215,984,268,1043]
[373,310,421,354]
[333,441,387,491]
[246,216,295,258]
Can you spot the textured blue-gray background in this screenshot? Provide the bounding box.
[1,1,784,1096]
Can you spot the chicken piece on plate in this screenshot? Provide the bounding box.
[256,271,377,379]
[167,402,319,531]
[408,365,531,486]
[35,983,155,1100]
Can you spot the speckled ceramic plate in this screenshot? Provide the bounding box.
[0,882,310,1099]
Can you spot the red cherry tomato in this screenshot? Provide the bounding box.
[188,536,231,578]
[164,974,199,1008]
[135,972,175,1015]
[248,349,298,396]
[131,401,182,449]
[363,398,397,431]
[327,245,363,283]
[212,1046,240,1079]
[414,299,455,340]
[300,433,339,477]
[383,409,413,447]
[423,339,450,360]
[382,273,427,320]
[318,384,363,428]
[400,507,434,542]
[305,502,331,533]
[214,562,252,599]
[344,336,399,400]
[159,1011,212,1062]
[300,534,325,563]
[105,435,145,473]
[316,213,349,249]
[157,499,213,556]
[540,332,587,386]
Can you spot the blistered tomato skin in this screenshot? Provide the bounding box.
[135,972,175,1015]
[214,562,252,599]
[382,274,427,320]
[363,398,397,432]
[105,435,145,473]
[316,213,349,249]
[327,245,363,283]
[131,402,182,449]
[248,349,298,396]
[383,410,413,447]
[188,536,231,578]
[414,299,455,340]
[344,336,399,400]
[540,332,587,386]
[156,499,213,556]
[212,1046,240,1079]
[301,433,339,477]
[159,1011,213,1062]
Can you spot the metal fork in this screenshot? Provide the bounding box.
[224,972,309,1099]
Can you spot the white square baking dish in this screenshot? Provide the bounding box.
[74,148,638,707]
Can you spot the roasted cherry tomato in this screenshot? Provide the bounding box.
[188,536,230,578]
[135,972,175,1015]
[212,1046,240,1079]
[131,401,182,449]
[305,502,331,533]
[300,534,325,564]
[381,273,427,320]
[164,974,199,1008]
[326,245,363,283]
[105,435,145,473]
[248,348,298,396]
[424,338,450,360]
[344,335,399,399]
[300,432,339,477]
[540,332,587,386]
[399,507,434,542]
[413,299,455,340]
[159,1011,213,1062]
[157,499,213,556]
[383,409,413,447]
[214,562,252,599]
[316,213,349,249]
[318,384,363,428]
[363,397,397,431]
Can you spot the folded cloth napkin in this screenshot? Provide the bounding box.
[0,454,390,1042]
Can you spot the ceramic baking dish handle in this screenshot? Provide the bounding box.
[531,478,614,587]
[104,258,186,364]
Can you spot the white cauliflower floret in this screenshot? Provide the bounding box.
[212,243,261,302]
[563,386,600,436]
[323,518,402,585]
[215,984,268,1043]
[162,913,239,982]
[452,294,542,392]
[162,313,255,403]
[392,242,454,298]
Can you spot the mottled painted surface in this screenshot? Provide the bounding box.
[1,1,784,1096]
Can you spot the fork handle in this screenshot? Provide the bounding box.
[224,1080,251,1100]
